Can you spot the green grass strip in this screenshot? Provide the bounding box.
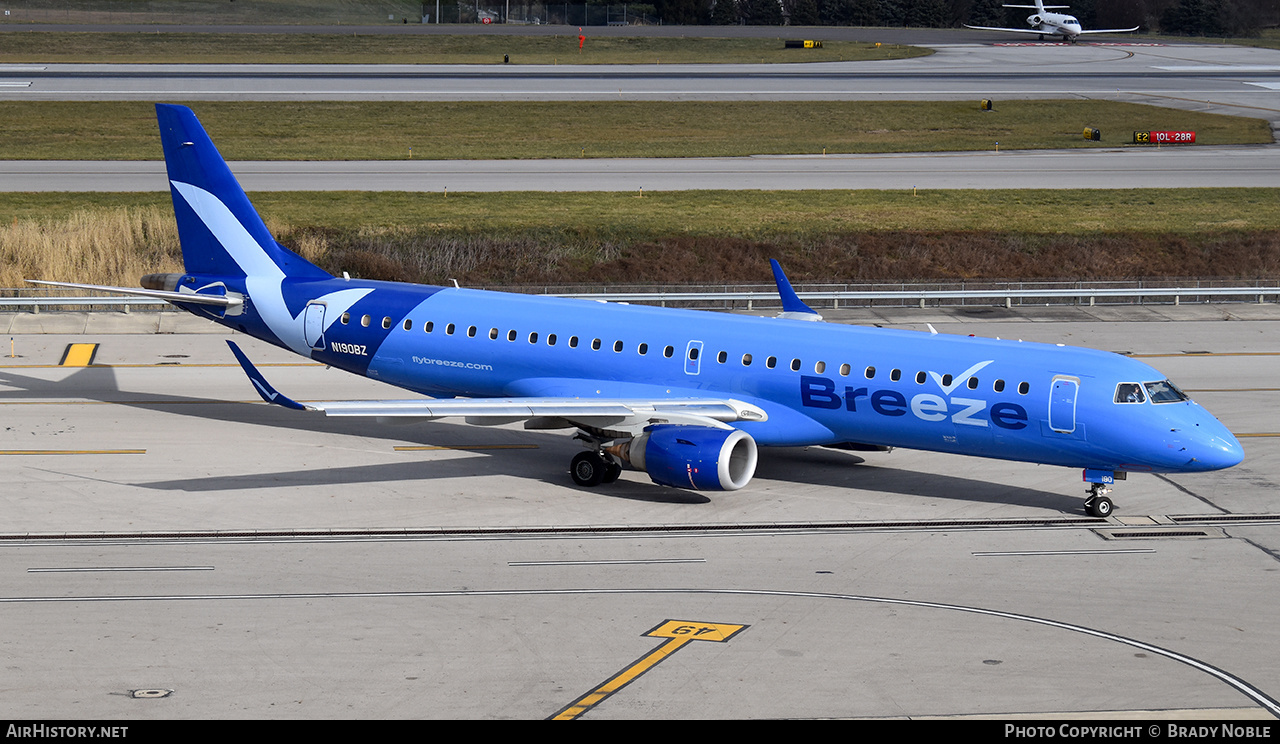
[1,189,1274,235]
[0,100,1270,160]
[0,32,925,65]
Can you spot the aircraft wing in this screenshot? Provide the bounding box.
[963,24,1054,35]
[1077,27,1139,34]
[303,397,767,428]
[227,341,767,431]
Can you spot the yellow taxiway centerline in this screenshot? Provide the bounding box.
[551,620,747,720]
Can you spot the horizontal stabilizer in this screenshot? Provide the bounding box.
[26,279,242,308]
[227,340,306,410]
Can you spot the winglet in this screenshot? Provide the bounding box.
[227,340,306,410]
[769,260,822,321]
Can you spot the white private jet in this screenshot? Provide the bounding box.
[965,0,1139,43]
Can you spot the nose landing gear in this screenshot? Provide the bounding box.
[1084,482,1114,518]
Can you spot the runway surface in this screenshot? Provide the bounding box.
[2,38,1275,191]
[3,145,1277,191]
[2,42,1277,124]
[1,306,1279,719]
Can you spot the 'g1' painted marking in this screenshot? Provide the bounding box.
[550,619,748,720]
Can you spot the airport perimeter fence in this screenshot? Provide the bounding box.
[4,280,1280,314]
[0,0,659,27]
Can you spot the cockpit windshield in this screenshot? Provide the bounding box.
[1144,380,1190,404]
[1115,383,1145,404]
[1065,16,1078,23]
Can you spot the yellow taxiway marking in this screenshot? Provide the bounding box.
[551,619,748,720]
[1237,433,1280,438]
[0,449,145,455]
[393,444,539,451]
[58,343,98,367]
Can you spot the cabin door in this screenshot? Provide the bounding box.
[303,302,327,351]
[1048,376,1080,433]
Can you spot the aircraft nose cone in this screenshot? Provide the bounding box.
[1184,415,1244,472]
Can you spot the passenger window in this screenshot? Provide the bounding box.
[341,312,350,325]
[766,356,777,369]
[638,343,648,355]
[508,330,517,342]
[967,377,979,390]
[865,366,876,379]
[994,379,1005,392]
[547,334,557,346]
[1115,383,1145,404]
[839,363,850,376]
[1018,381,1030,395]
[445,323,455,335]
[489,328,499,340]
[718,351,728,364]
[689,347,700,360]
[790,359,801,371]
[814,361,825,373]
[915,371,926,384]
[664,346,674,358]
[424,321,433,333]
[891,369,901,382]
[941,374,953,387]
[591,338,602,351]
[383,317,393,330]
[403,318,412,331]
[467,325,477,337]
[569,336,579,348]
[742,353,753,366]
[614,340,624,353]
[529,332,538,344]
[361,315,371,327]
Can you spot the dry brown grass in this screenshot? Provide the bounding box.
[0,206,183,289]
[8,204,1279,290]
[276,227,1280,286]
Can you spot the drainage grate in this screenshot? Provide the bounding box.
[1095,527,1225,540]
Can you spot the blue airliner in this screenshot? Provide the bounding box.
[36,104,1243,518]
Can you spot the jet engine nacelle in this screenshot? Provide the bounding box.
[1027,13,1042,25]
[622,424,758,491]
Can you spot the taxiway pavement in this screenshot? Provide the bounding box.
[0,309,1277,719]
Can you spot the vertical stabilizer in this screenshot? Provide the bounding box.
[156,104,328,280]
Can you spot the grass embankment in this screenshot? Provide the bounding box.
[4,190,1277,289]
[1,100,1270,160]
[0,32,924,65]
[0,0,426,26]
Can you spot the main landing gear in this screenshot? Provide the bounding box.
[1084,482,1114,518]
[570,450,622,487]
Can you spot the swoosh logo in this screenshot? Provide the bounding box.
[929,360,994,395]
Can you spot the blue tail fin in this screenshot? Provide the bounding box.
[156,104,329,280]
